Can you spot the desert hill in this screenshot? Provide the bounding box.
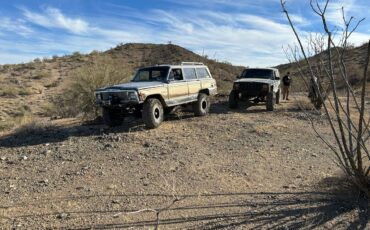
[275,42,370,92]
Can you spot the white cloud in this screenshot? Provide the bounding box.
[324,0,367,29]
[0,18,33,36]
[22,7,89,34]
[0,6,303,67]
[1,3,369,67]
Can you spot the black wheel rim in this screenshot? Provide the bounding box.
[154,108,160,119]
[201,100,207,110]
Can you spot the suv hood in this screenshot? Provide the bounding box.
[97,81,165,91]
[235,78,274,84]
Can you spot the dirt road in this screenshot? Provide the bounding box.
[0,98,368,229]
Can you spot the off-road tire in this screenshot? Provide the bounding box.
[142,98,164,129]
[103,108,124,127]
[276,89,280,104]
[266,91,275,111]
[229,90,239,109]
[193,93,210,116]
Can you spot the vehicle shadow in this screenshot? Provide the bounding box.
[3,177,369,229]
[0,108,213,148]
[211,99,281,115]
[0,117,143,148]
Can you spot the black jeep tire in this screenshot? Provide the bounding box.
[142,98,164,129]
[229,90,239,109]
[103,108,124,127]
[276,89,280,104]
[193,93,210,116]
[266,92,275,111]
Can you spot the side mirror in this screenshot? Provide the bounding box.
[236,75,241,79]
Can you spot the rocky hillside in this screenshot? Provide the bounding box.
[276,43,370,92]
[0,43,244,131]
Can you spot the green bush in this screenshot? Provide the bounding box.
[55,57,131,118]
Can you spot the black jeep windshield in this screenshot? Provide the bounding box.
[241,69,273,79]
[132,67,169,82]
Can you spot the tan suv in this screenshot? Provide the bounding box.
[95,62,217,128]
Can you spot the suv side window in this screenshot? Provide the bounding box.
[183,68,197,80]
[196,68,210,79]
[169,68,184,81]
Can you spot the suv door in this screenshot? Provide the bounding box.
[196,67,215,93]
[167,68,189,105]
[184,67,201,101]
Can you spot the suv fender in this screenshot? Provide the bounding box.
[144,94,167,108]
[199,89,210,95]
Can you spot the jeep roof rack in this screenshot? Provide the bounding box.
[181,62,204,66]
[155,64,172,66]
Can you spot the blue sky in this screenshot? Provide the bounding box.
[0,0,369,67]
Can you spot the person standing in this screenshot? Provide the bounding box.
[282,72,292,100]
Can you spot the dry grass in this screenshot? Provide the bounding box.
[45,81,59,88]
[32,71,51,80]
[0,85,19,97]
[53,56,131,118]
[12,115,53,136]
[18,87,34,96]
[41,102,57,117]
[0,108,32,132]
[0,120,13,131]
[292,97,317,111]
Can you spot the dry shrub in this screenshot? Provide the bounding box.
[41,102,57,117]
[282,0,370,199]
[0,110,40,133]
[45,81,59,88]
[0,85,19,97]
[13,116,53,136]
[18,87,34,96]
[32,71,50,79]
[0,120,13,132]
[292,98,316,111]
[52,56,131,118]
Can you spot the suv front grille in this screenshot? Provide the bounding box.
[101,92,128,104]
[239,82,264,92]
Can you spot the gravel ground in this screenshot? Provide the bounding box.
[0,97,368,229]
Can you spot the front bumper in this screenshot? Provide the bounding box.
[95,90,140,107]
[233,82,269,97]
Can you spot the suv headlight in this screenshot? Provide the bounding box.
[128,91,138,101]
[95,93,102,101]
[233,83,240,90]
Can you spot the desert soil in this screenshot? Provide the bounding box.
[0,97,369,229]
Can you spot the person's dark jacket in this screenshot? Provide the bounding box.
[282,75,291,86]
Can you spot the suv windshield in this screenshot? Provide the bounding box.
[132,67,169,82]
[241,69,273,79]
